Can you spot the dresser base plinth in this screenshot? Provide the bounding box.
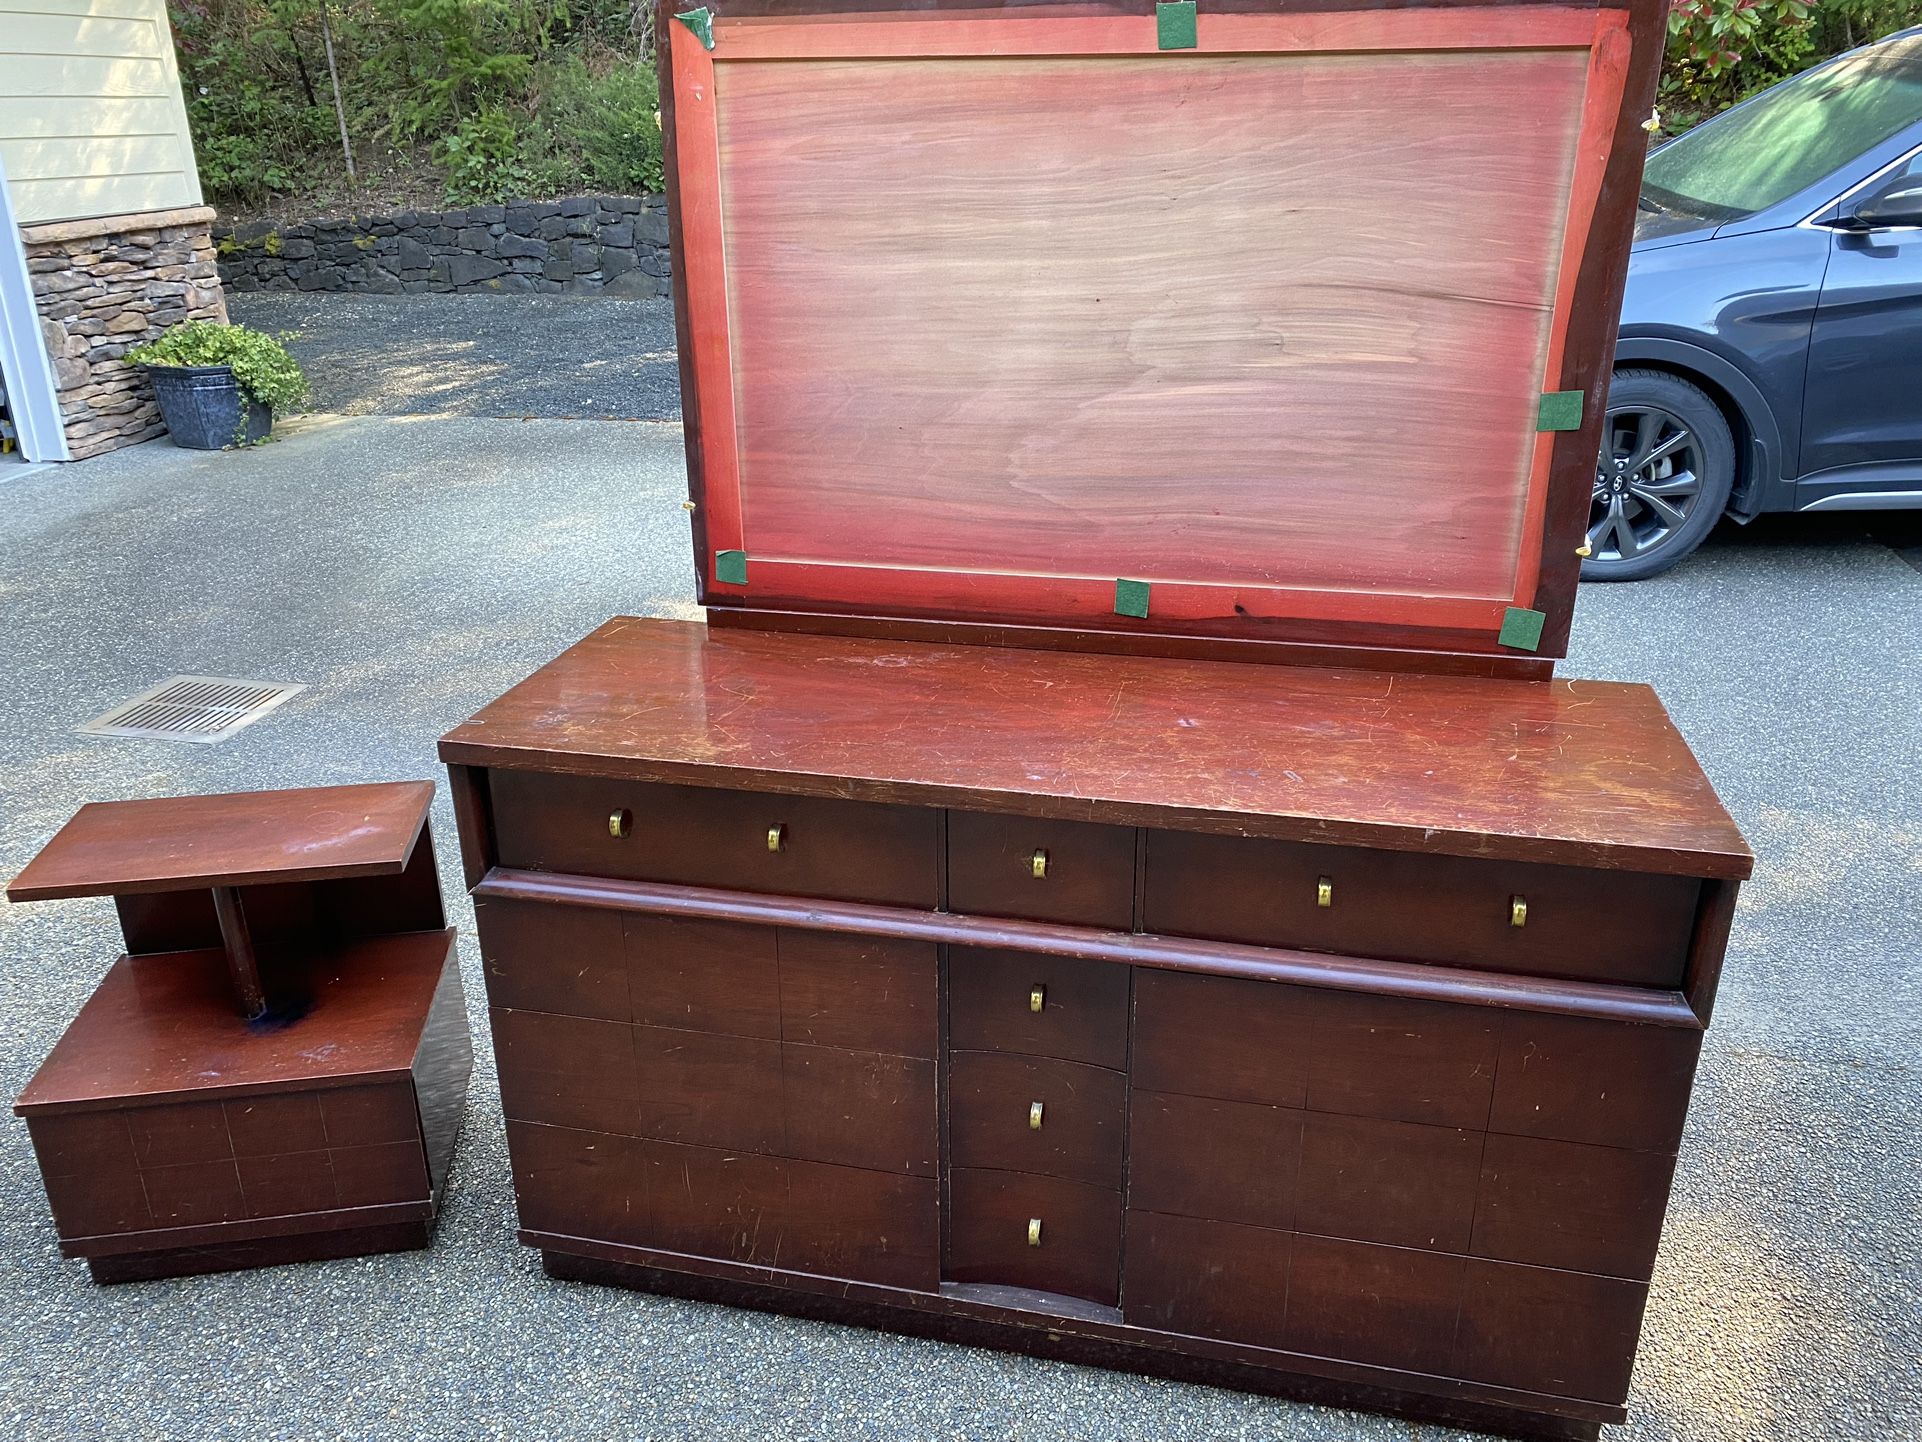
[534,1241,1612,1442]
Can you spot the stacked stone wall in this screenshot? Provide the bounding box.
[216,195,670,296]
[23,206,229,460]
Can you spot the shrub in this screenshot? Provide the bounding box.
[1661,0,1922,129]
[538,51,664,194]
[128,321,310,412]
[438,107,534,202]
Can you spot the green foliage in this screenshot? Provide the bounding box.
[359,0,543,139]
[172,5,335,206]
[128,321,311,413]
[535,51,663,195]
[1660,0,1922,128]
[438,108,534,202]
[168,0,661,207]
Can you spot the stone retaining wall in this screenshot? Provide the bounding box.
[23,205,230,460]
[216,195,670,297]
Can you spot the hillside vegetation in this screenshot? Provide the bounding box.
[170,0,662,216]
[171,0,1922,220]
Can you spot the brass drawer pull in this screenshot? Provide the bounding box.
[1316,875,1333,908]
[767,823,787,853]
[1027,1217,1043,1247]
[1030,848,1049,880]
[609,808,632,839]
[1511,895,1528,928]
[1029,1101,1045,1130]
[1029,984,1046,1013]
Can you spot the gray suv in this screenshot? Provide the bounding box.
[1594,27,1922,578]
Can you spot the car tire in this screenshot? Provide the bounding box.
[1582,368,1735,582]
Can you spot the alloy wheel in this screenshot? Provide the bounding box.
[1590,404,1705,564]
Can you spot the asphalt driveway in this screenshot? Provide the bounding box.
[0,407,1916,1442]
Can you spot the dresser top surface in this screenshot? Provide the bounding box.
[440,618,1750,879]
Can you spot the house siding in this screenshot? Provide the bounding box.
[0,0,203,226]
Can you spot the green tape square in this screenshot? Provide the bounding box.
[1498,606,1547,652]
[1537,390,1584,432]
[714,549,747,586]
[1115,578,1151,619]
[1157,1,1197,50]
[674,6,715,49]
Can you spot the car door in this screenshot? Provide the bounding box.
[1798,149,1922,480]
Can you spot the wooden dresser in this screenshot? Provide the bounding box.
[442,620,1747,1440]
[443,0,1749,1435]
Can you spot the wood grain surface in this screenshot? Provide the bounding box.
[716,48,1582,610]
[439,618,1751,878]
[539,1241,1621,1433]
[13,931,457,1112]
[7,781,435,901]
[1143,830,1699,985]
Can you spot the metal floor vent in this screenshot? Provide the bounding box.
[78,675,306,745]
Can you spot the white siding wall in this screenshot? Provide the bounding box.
[0,0,202,224]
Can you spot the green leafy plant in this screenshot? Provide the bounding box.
[1667,0,1811,83]
[538,50,663,193]
[128,321,310,413]
[168,0,669,204]
[1654,0,1922,132]
[437,107,534,201]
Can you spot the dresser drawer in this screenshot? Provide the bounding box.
[1143,832,1697,987]
[946,811,1135,928]
[492,1007,937,1174]
[947,947,1129,1070]
[946,1168,1121,1307]
[477,897,939,1058]
[506,1122,940,1290]
[1133,969,1499,1130]
[949,1051,1125,1189]
[489,770,939,907]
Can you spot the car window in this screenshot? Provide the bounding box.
[1642,33,1922,221]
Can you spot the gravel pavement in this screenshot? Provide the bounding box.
[0,404,1916,1442]
[228,292,682,420]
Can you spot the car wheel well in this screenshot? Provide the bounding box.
[1610,362,1759,516]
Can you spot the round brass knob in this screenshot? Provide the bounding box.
[1029,985,1045,1013]
[1029,1101,1045,1130]
[1510,895,1528,928]
[1316,876,1333,908]
[609,808,632,839]
[1027,1218,1043,1247]
[767,823,787,853]
[1029,848,1049,880]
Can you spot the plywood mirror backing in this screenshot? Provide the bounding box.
[664,2,1657,672]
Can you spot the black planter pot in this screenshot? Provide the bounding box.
[145,365,273,450]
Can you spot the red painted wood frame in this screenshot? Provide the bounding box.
[661,1,1651,672]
